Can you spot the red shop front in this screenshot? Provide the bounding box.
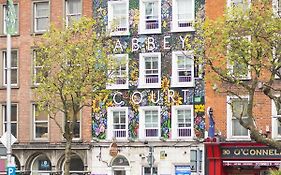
[205,141,281,175]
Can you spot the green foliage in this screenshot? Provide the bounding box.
[191,0,281,148]
[34,17,115,134]
[270,170,281,175]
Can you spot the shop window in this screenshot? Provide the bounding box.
[3,50,18,86]
[65,0,82,26]
[227,96,250,140]
[190,149,202,172]
[108,0,129,36]
[107,107,128,140]
[139,52,161,88]
[33,1,49,33]
[139,0,161,34]
[172,0,194,32]
[2,104,17,138]
[31,154,52,175]
[139,106,160,140]
[171,105,194,139]
[171,51,194,87]
[106,54,128,89]
[2,4,19,35]
[143,167,157,175]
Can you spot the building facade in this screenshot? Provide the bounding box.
[0,0,93,174]
[204,0,281,175]
[0,0,208,174]
[91,0,205,175]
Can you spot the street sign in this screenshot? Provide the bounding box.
[175,165,191,175]
[7,166,16,175]
[0,132,17,149]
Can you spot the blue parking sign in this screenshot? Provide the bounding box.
[7,166,16,175]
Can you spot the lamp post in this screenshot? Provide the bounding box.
[147,146,154,175]
[5,0,17,172]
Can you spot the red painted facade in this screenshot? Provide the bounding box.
[205,141,280,175]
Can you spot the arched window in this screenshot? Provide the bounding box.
[111,155,130,175]
[62,154,84,175]
[31,154,52,175]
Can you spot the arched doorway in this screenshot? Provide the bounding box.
[30,154,52,175]
[61,153,84,175]
[111,155,130,175]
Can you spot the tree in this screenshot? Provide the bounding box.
[191,0,281,148]
[34,17,115,175]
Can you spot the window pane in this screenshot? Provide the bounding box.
[11,105,17,121]
[35,122,48,138]
[232,119,248,136]
[11,70,17,84]
[36,18,48,31]
[67,0,81,14]
[36,2,49,16]
[73,121,80,138]
[11,51,17,67]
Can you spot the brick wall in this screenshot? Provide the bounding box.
[0,0,93,143]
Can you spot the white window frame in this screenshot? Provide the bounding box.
[139,52,161,89]
[108,0,129,36]
[32,104,49,140]
[226,96,250,140]
[33,1,49,33]
[106,54,129,89]
[65,0,82,26]
[171,105,194,140]
[3,4,19,35]
[272,99,281,139]
[139,106,160,140]
[107,107,128,141]
[190,149,203,172]
[171,0,195,32]
[171,51,194,87]
[2,103,18,138]
[227,36,251,80]
[3,50,18,86]
[139,0,161,34]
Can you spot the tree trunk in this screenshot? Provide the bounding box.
[64,138,72,175]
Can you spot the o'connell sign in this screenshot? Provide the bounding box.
[221,147,281,158]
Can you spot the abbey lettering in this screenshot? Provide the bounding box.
[114,35,188,53]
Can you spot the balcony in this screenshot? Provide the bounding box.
[178,128,192,137]
[145,128,158,137]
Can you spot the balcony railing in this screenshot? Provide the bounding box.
[178,128,192,137]
[179,76,192,82]
[145,128,158,137]
[114,129,127,138]
[178,20,193,28]
[115,77,127,85]
[145,20,159,29]
[145,76,158,84]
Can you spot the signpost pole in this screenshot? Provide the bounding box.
[6,29,12,168]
